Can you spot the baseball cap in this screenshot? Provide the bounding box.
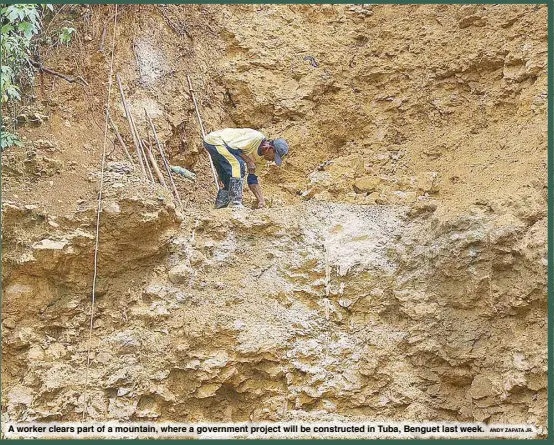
[271,138,289,166]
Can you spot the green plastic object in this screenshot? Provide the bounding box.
[171,165,196,181]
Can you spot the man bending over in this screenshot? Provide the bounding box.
[203,128,289,208]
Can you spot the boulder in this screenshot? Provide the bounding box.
[32,239,68,250]
[353,176,381,193]
[196,383,221,398]
[470,375,498,399]
[168,263,194,284]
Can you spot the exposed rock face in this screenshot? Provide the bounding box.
[2,191,182,422]
[1,3,547,435]
[1,195,546,426]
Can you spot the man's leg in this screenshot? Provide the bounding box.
[203,142,226,185]
[227,158,247,207]
[203,142,231,208]
[211,144,245,207]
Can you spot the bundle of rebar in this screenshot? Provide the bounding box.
[114,74,184,209]
[112,74,221,209]
[145,109,183,208]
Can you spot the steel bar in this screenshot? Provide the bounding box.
[144,139,167,187]
[107,112,135,167]
[116,74,147,177]
[187,75,219,192]
[132,115,155,183]
[145,109,183,208]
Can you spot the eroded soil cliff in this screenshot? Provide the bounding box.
[1,4,547,432]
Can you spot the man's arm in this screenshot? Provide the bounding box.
[239,152,266,208]
[247,174,265,208]
[239,153,256,174]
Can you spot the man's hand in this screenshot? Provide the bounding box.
[248,183,265,209]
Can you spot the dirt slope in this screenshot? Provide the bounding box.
[1,4,547,434]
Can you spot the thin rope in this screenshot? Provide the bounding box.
[82,4,118,420]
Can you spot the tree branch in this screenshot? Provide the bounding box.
[29,59,89,86]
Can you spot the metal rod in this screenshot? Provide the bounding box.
[120,86,154,183]
[128,100,154,183]
[145,109,183,209]
[140,138,155,183]
[186,75,219,192]
[187,75,206,138]
[107,112,135,167]
[144,139,167,187]
[131,114,154,183]
[116,73,147,177]
[144,119,167,187]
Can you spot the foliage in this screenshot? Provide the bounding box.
[1,4,53,148]
[1,65,21,102]
[0,4,52,102]
[0,129,23,151]
[58,26,76,46]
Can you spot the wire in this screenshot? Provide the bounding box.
[81,3,118,421]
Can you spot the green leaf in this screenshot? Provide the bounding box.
[0,130,23,150]
[6,85,21,100]
[1,65,14,76]
[59,26,76,46]
[1,24,14,34]
[27,9,39,24]
[7,8,20,22]
[18,21,33,39]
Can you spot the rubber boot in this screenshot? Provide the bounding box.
[228,177,244,208]
[214,189,229,209]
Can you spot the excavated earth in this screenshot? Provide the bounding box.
[1,4,548,435]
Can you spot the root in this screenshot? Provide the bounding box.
[29,59,89,86]
[157,5,192,39]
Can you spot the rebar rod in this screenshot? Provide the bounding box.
[145,109,183,208]
[187,75,219,192]
[144,139,167,187]
[107,112,135,167]
[116,74,147,177]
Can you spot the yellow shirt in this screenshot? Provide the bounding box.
[204,128,266,175]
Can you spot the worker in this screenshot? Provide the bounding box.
[203,128,289,208]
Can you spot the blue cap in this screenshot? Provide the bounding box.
[272,138,289,166]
